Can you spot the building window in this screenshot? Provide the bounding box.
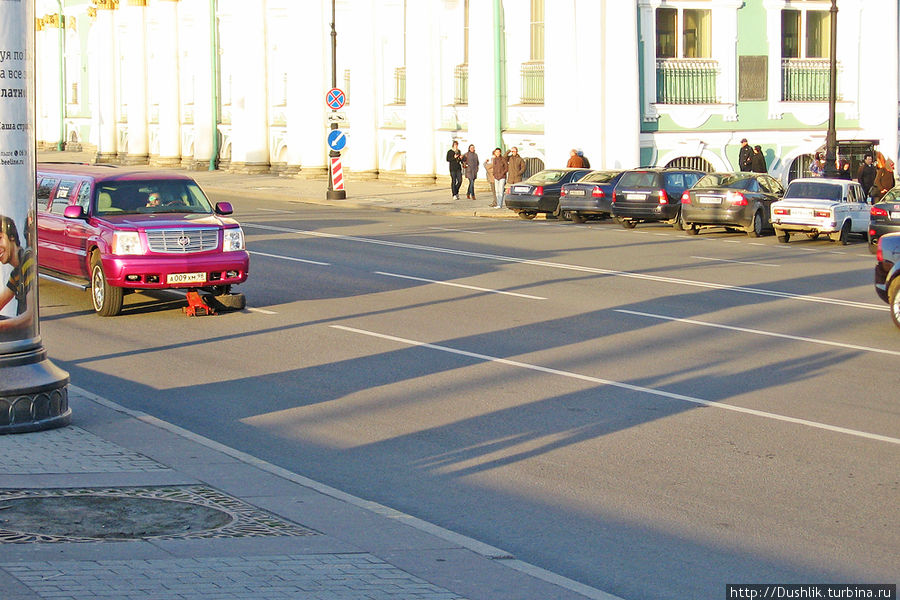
[654,7,716,105]
[521,0,544,104]
[781,8,834,101]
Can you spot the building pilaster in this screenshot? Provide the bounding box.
[123,0,149,164]
[150,0,182,167]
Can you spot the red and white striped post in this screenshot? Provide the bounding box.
[331,156,344,192]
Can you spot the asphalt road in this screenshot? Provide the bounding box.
[37,193,900,600]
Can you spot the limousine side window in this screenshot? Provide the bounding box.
[37,177,59,210]
[75,181,91,212]
[50,180,79,215]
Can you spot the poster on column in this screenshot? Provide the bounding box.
[0,0,38,348]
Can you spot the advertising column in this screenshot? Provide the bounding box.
[0,0,70,433]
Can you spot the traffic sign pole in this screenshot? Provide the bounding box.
[326,84,347,199]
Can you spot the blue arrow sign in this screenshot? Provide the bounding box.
[327,129,347,151]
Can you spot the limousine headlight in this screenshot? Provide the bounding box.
[223,227,245,252]
[112,232,143,255]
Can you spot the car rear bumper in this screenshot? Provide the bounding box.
[559,198,612,213]
[868,223,900,245]
[682,206,753,228]
[101,251,250,289]
[505,195,554,212]
[611,204,678,221]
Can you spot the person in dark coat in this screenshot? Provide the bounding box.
[506,147,526,185]
[873,153,895,203]
[856,154,877,199]
[750,145,767,173]
[738,138,753,172]
[463,145,479,200]
[446,141,463,200]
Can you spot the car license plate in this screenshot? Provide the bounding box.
[568,189,585,196]
[792,208,813,217]
[512,186,529,193]
[167,272,207,284]
[699,196,721,204]
[891,211,900,219]
[626,193,646,201]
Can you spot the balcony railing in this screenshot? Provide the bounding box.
[394,66,406,105]
[454,63,468,105]
[520,61,544,105]
[781,58,839,102]
[655,58,718,104]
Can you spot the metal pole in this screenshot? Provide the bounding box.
[56,1,65,151]
[326,0,346,200]
[824,0,839,178]
[209,0,219,171]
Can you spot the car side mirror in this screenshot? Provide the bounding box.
[63,205,85,219]
[215,202,233,216]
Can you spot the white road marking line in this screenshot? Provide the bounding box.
[244,223,886,311]
[691,256,780,267]
[429,226,485,235]
[256,208,293,213]
[614,309,900,357]
[250,250,330,266]
[722,239,741,243]
[247,307,278,315]
[375,271,546,300]
[331,325,900,446]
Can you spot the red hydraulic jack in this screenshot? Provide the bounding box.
[183,290,216,316]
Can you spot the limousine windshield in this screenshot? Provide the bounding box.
[94,180,214,216]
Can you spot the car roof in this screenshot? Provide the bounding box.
[37,163,194,183]
[788,177,856,186]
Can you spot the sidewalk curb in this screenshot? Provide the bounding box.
[69,384,624,600]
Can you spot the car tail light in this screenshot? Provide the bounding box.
[611,191,617,203]
[534,186,544,196]
[560,187,567,197]
[871,206,888,217]
[681,191,691,204]
[658,189,669,204]
[727,191,748,206]
[773,207,790,215]
[870,228,876,236]
[877,239,883,261]
[592,186,605,198]
[814,210,830,218]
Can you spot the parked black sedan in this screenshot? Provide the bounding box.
[558,170,625,223]
[867,186,900,253]
[681,172,785,237]
[610,168,704,229]
[505,168,593,220]
[874,232,900,329]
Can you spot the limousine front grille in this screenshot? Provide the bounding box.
[146,228,219,253]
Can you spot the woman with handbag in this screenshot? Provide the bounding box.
[872,153,895,203]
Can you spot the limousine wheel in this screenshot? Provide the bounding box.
[90,252,124,317]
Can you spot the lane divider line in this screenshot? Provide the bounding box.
[244,223,886,312]
[614,309,900,357]
[375,271,546,300]
[250,250,330,266]
[691,256,780,268]
[330,325,900,446]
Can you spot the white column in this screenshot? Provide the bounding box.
[152,0,181,166]
[602,0,640,169]
[346,0,378,178]
[184,0,214,169]
[286,0,327,176]
[856,0,897,160]
[223,0,268,171]
[93,3,118,162]
[404,0,438,180]
[123,0,148,163]
[37,14,63,149]
[467,0,497,164]
[544,0,577,169]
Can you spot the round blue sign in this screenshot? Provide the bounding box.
[327,129,347,151]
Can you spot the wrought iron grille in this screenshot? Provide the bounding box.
[655,59,719,104]
[781,58,839,102]
[520,61,544,104]
[454,63,468,105]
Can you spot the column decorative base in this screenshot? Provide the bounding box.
[95,152,118,164]
[122,155,150,166]
[0,347,70,434]
[227,162,271,175]
[148,157,182,168]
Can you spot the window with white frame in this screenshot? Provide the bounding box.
[654,6,716,104]
[780,5,833,101]
[655,7,711,59]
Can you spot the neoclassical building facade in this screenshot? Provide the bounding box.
[33,0,899,183]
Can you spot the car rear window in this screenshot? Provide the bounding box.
[526,170,568,184]
[619,171,658,187]
[698,174,751,188]
[580,171,620,183]
[784,182,843,202]
[94,179,214,216]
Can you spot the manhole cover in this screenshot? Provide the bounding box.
[0,486,318,543]
[1,495,232,540]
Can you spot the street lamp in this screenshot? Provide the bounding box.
[823,0,839,178]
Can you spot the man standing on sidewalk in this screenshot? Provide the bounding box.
[489,147,508,208]
[506,147,526,188]
[446,141,463,200]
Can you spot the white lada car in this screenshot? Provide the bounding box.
[770,178,869,244]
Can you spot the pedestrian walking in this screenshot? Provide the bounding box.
[463,145,479,200]
[808,152,825,177]
[483,157,495,198]
[857,153,878,200]
[750,145,767,173]
[446,141,463,200]
[566,149,584,168]
[872,153,895,203]
[489,147,509,208]
[506,147,526,186]
[738,138,753,172]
